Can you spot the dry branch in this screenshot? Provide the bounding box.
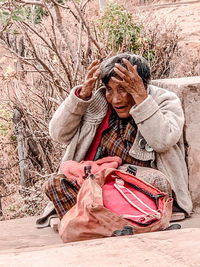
[21,21,53,51]
[0,116,9,122]
[53,2,78,64]
[17,0,44,6]
[72,0,102,55]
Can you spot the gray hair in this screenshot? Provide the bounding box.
[100,53,151,88]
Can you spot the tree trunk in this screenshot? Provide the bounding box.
[13,108,30,186]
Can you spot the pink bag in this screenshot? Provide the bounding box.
[59,168,173,243]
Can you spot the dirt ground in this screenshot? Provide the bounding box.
[119,0,200,56]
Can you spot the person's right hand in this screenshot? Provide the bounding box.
[79,59,100,100]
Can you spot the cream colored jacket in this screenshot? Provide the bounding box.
[49,85,193,215]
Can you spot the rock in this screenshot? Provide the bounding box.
[152,76,200,212]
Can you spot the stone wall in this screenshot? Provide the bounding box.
[152,76,200,213]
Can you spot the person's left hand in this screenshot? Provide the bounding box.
[111,58,148,105]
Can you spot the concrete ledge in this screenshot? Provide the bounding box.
[0,216,61,252]
[152,76,200,88]
[0,228,200,267]
[152,76,200,212]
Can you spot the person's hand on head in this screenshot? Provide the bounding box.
[112,58,148,105]
[79,59,100,100]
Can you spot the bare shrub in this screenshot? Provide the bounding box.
[135,13,180,79]
[135,10,200,79]
[1,179,49,221]
[0,0,106,219]
[169,49,200,78]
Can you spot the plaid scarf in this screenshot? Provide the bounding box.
[96,111,151,167]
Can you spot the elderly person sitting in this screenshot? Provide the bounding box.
[45,53,192,220]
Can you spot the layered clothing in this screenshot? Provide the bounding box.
[49,85,193,215]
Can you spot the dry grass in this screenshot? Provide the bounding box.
[134,10,200,79]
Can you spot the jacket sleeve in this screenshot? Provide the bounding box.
[49,86,94,144]
[129,86,184,153]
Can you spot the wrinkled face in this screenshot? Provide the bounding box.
[105,79,135,118]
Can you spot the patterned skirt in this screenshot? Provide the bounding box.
[45,174,80,219]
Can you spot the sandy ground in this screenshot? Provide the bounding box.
[118,0,200,54]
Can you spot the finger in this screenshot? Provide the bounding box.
[122,58,135,72]
[110,76,123,85]
[132,65,141,79]
[114,63,128,74]
[86,76,99,85]
[88,59,100,71]
[133,64,138,73]
[87,65,100,79]
[93,69,100,79]
[110,77,129,90]
[113,66,127,80]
